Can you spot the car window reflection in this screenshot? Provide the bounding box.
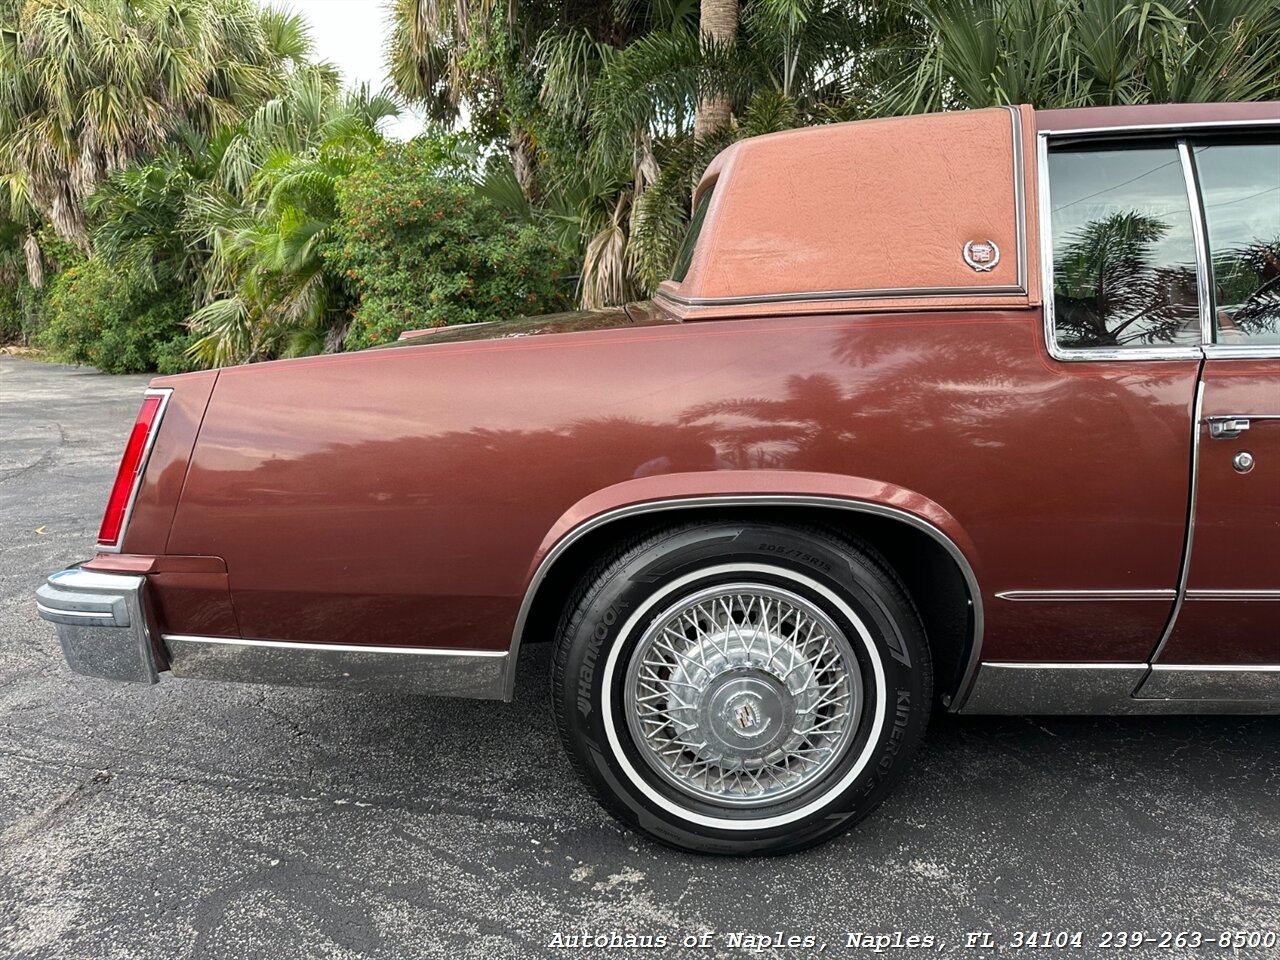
[1194,140,1280,347]
[1049,145,1200,349]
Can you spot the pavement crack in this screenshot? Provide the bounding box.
[2,768,113,843]
[0,449,55,485]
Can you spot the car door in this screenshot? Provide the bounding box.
[1141,133,1280,699]
[1031,131,1206,666]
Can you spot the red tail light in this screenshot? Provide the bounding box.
[97,389,170,550]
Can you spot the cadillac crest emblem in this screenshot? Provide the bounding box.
[963,239,1000,272]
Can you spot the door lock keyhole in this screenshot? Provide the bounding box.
[1233,450,1255,474]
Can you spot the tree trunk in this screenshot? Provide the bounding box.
[509,124,538,201]
[694,0,739,141]
[22,229,43,290]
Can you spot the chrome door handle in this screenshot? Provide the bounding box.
[1208,416,1251,439]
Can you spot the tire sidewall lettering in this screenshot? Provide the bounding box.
[576,602,628,718]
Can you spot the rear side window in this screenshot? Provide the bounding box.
[1193,139,1280,347]
[1047,144,1200,350]
[670,187,714,283]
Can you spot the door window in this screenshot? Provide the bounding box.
[1047,144,1201,351]
[1192,139,1280,347]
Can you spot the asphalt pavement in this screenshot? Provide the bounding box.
[1,354,1277,960]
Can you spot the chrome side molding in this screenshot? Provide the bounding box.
[1185,589,1280,601]
[164,635,508,700]
[962,662,1280,715]
[994,589,1175,602]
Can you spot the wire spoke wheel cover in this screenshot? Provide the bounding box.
[623,582,863,808]
[554,523,931,853]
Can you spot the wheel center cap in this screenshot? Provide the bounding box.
[725,693,770,738]
[702,673,791,758]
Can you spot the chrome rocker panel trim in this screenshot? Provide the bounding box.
[962,662,1280,715]
[1137,664,1280,702]
[164,634,508,700]
[505,494,985,710]
[35,567,157,684]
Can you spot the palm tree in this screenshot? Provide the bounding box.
[695,0,738,139]
[182,74,400,366]
[89,65,401,367]
[0,0,309,282]
[539,1,910,303]
[393,0,1280,315]
[385,0,549,195]
[879,0,1280,114]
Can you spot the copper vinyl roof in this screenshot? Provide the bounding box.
[655,101,1279,321]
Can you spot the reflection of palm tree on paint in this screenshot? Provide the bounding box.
[1053,211,1200,348]
[682,374,865,470]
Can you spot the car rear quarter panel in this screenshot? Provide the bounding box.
[163,310,1197,665]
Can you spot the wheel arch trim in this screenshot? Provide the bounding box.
[503,493,985,711]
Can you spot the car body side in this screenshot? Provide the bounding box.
[85,305,1195,704]
[72,100,1280,713]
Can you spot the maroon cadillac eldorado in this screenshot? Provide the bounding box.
[36,102,1280,854]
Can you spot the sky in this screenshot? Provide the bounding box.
[281,0,427,141]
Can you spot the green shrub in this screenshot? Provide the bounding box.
[152,333,199,375]
[329,139,572,350]
[41,259,195,374]
[0,278,49,346]
[0,285,21,344]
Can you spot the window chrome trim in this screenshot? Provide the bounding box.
[1178,141,1216,346]
[1149,380,1204,664]
[1192,125,1280,359]
[1203,345,1280,360]
[505,495,985,711]
[1037,133,1206,362]
[995,589,1175,602]
[657,106,1028,309]
[1038,117,1280,362]
[1039,118,1280,137]
[97,387,173,554]
[1009,104,1029,296]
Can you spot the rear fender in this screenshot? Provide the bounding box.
[506,470,985,706]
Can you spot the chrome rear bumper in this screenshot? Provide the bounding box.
[35,566,158,683]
